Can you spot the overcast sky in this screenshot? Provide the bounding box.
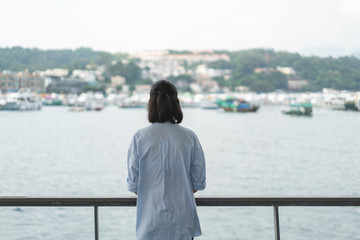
[1,0,360,56]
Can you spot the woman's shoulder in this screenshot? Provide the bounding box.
[172,124,202,142]
[133,124,153,137]
[176,124,196,136]
[134,123,198,139]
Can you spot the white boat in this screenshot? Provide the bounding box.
[68,93,91,111]
[91,92,105,111]
[3,89,42,111]
[69,92,106,111]
[200,100,220,110]
[328,99,346,110]
[118,94,148,108]
[0,94,6,110]
[69,102,86,112]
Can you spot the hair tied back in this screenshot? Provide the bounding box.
[148,80,183,124]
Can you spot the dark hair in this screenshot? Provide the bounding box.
[148,80,183,124]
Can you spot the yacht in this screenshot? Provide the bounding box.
[3,89,42,111]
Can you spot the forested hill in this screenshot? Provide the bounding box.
[0,47,115,71]
[212,49,360,91]
[1,47,360,91]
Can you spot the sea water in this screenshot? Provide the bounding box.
[0,106,360,240]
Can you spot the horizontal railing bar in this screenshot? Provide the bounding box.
[1,197,360,207]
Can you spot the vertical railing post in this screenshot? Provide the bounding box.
[94,206,99,240]
[273,205,280,240]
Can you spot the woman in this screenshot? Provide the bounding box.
[127,80,206,240]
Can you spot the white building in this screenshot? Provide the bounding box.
[72,70,96,82]
[40,68,69,77]
[276,66,296,75]
[287,80,308,91]
[131,50,231,81]
[111,75,126,87]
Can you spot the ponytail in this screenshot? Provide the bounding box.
[148,80,183,124]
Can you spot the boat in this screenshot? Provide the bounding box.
[118,101,146,108]
[201,104,220,110]
[42,94,63,106]
[69,103,86,112]
[91,92,105,111]
[218,98,259,112]
[329,99,346,110]
[91,99,105,111]
[68,93,91,111]
[344,101,359,111]
[0,94,6,110]
[3,89,42,111]
[118,94,147,109]
[200,100,220,110]
[179,92,201,108]
[282,102,312,116]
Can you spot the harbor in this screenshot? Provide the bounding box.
[0,88,359,113]
[1,105,359,240]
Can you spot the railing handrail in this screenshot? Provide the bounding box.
[2,196,360,240]
[1,196,360,206]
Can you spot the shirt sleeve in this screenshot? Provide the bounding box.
[127,135,139,193]
[190,135,206,191]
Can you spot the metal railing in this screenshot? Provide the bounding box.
[1,196,360,240]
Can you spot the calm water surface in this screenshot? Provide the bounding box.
[1,105,360,240]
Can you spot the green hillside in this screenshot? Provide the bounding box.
[1,47,359,91]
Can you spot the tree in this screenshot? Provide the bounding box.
[107,60,142,86]
[250,81,275,92]
[121,61,142,85]
[167,74,194,83]
[267,72,288,89]
[207,60,232,69]
[108,61,124,76]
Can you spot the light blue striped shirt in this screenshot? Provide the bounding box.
[127,122,206,240]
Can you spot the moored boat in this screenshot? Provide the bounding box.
[91,100,105,111]
[117,94,147,109]
[0,94,6,110]
[344,101,359,111]
[69,103,86,112]
[3,89,42,111]
[42,94,63,106]
[68,92,92,111]
[118,101,146,108]
[282,102,312,116]
[200,100,220,110]
[218,98,259,112]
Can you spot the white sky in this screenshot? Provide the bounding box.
[1,0,360,56]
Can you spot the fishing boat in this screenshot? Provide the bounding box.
[218,98,259,112]
[282,102,312,116]
[344,101,359,111]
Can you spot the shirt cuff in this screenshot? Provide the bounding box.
[127,178,138,192]
[192,178,206,191]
